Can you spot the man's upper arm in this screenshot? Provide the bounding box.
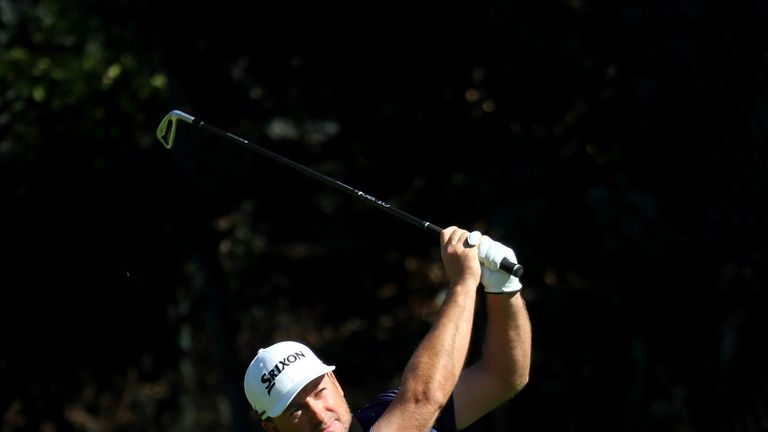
[452,362,517,430]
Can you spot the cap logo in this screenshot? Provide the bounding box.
[260,351,307,396]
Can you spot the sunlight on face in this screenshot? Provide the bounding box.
[263,373,352,432]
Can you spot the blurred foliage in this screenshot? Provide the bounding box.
[2,0,768,431]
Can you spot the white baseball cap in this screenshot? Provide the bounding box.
[244,341,335,418]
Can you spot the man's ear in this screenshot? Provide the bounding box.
[327,371,344,396]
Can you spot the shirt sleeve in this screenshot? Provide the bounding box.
[353,389,457,432]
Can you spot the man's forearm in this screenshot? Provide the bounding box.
[374,226,482,431]
[400,280,478,408]
[483,292,531,392]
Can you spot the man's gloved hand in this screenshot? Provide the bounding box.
[468,231,522,293]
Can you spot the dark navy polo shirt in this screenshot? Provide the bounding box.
[353,389,457,432]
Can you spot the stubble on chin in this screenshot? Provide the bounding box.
[339,399,354,432]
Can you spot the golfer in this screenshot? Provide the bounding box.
[244,226,532,432]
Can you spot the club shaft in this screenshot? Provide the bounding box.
[185,116,522,277]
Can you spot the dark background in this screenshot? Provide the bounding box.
[2,0,768,431]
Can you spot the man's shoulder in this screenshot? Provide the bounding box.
[353,389,398,429]
[363,389,399,405]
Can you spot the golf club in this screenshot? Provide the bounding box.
[156,110,523,277]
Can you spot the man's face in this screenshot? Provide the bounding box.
[262,372,352,432]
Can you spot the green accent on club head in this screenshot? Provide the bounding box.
[156,110,194,149]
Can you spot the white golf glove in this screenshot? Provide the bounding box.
[468,231,522,294]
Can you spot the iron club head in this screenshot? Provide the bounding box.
[156,110,195,149]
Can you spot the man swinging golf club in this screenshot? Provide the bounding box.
[154,111,530,431]
[244,227,532,432]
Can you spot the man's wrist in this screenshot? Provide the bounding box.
[484,288,521,295]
